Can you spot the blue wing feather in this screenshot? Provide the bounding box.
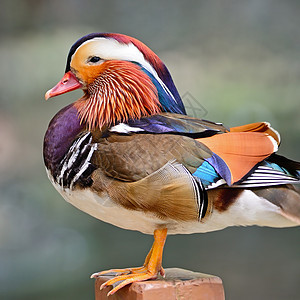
[192,161,222,188]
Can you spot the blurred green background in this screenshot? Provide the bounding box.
[0,1,299,299]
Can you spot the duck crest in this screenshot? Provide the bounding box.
[74,60,161,131]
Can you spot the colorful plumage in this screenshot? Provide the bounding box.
[44,33,300,295]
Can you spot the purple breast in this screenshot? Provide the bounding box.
[43,103,85,174]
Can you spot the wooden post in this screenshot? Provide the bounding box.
[95,268,225,300]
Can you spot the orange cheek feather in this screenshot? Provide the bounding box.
[78,65,106,85]
[74,60,161,130]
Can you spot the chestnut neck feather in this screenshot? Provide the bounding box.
[74,60,161,131]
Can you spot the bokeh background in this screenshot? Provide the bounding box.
[0,1,299,299]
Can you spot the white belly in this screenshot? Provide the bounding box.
[49,170,297,235]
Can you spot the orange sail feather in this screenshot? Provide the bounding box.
[198,132,278,184]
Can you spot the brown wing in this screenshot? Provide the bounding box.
[91,161,211,221]
[89,133,213,221]
[91,133,212,182]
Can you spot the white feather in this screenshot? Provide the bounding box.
[110,123,144,133]
[46,172,298,235]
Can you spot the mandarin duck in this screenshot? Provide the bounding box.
[44,33,300,295]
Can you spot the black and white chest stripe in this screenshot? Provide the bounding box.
[53,132,97,189]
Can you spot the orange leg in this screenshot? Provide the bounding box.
[91,244,154,277]
[91,228,168,296]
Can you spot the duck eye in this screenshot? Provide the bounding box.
[89,56,101,63]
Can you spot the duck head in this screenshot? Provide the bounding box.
[45,33,186,130]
